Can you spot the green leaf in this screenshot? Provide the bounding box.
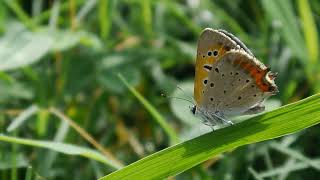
[0,134,123,170]
[100,93,320,179]
[0,23,53,71]
[0,78,33,102]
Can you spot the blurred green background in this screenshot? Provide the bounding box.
[0,0,319,179]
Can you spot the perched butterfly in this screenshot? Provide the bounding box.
[191,28,278,129]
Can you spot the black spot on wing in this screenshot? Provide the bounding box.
[213,50,218,56]
[203,65,212,71]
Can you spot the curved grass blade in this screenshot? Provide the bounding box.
[100,93,320,179]
[0,134,123,170]
[118,73,179,145]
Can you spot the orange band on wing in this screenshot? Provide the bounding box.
[233,58,271,92]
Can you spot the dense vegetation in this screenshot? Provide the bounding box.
[0,0,319,179]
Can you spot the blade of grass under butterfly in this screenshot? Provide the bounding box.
[0,134,122,170]
[100,93,320,179]
[118,73,179,145]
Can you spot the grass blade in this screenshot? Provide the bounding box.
[118,74,179,145]
[100,93,320,179]
[270,142,320,170]
[259,159,320,178]
[24,166,32,180]
[298,0,319,65]
[3,0,36,30]
[0,134,122,170]
[6,105,39,132]
[262,0,307,60]
[49,107,123,166]
[98,0,110,40]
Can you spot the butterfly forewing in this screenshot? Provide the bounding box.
[194,29,240,106]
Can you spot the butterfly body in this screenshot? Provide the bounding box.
[193,28,278,128]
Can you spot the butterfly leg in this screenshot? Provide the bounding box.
[204,113,233,130]
[212,112,233,126]
[196,109,233,129]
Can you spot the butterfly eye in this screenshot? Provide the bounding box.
[191,105,196,114]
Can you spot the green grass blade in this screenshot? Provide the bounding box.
[262,0,307,60]
[3,0,36,30]
[270,142,320,170]
[6,105,39,132]
[33,0,85,24]
[140,0,152,37]
[258,159,320,178]
[100,93,320,179]
[99,0,110,40]
[24,166,32,180]
[0,134,123,170]
[118,74,179,145]
[298,0,319,65]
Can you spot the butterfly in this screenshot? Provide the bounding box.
[191,28,278,129]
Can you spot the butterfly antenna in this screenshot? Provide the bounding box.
[176,85,195,103]
[161,93,194,105]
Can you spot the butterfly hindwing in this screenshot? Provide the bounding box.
[200,50,278,116]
